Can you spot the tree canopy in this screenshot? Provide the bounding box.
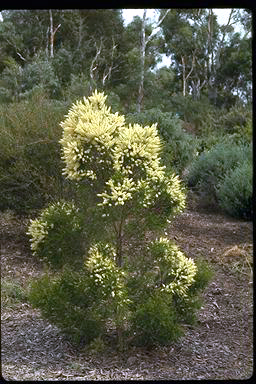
[0,9,252,110]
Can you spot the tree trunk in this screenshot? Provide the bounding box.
[137,9,170,111]
[49,10,54,58]
[208,9,235,104]
[137,9,146,113]
[116,221,123,268]
[49,10,61,58]
[182,56,186,96]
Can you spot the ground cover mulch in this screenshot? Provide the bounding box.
[1,206,253,380]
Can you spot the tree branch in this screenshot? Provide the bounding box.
[146,9,170,46]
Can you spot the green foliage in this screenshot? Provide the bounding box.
[28,267,105,345]
[173,258,214,325]
[218,103,252,143]
[0,55,61,101]
[21,56,61,99]
[0,57,23,102]
[1,278,27,307]
[126,108,197,174]
[189,258,214,294]
[130,292,183,346]
[216,160,252,220]
[63,73,91,103]
[0,94,71,213]
[26,201,84,269]
[126,239,212,346]
[185,140,251,205]
[169,94,218,136]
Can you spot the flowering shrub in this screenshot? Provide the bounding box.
[27,91,211,348]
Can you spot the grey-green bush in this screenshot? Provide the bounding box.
[216,160,252,220]
[185,140,252,206]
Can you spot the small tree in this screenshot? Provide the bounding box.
[28,90,211,348]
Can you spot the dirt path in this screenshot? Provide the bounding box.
[1,208,253,380]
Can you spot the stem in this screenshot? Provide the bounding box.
[115,218,124,268]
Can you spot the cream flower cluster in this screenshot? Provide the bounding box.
[85,243,126,299]
[27,201,80,255]
[150,237,197,297]
[59,91,125,181]
[97,177,137,207]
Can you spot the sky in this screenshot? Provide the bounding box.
[122,8,239,27]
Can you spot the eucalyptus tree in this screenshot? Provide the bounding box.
[160,8,252,107]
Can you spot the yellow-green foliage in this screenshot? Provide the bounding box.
[85,243,131,326]
[27,201,81,255]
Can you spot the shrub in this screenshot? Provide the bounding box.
[126,108,197,174]
[63,73,91,103]
[218,103,252,143]
[168,94,218,136]
[28,244,131,345]
[216,160,252,220]
[0,94,71,213]
[148,237,197,296]
[27,201,84,269]
[28,91,210,348]
[127,238,208,346]
[185,140,252,205]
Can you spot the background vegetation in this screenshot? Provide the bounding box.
[0,8,252,219]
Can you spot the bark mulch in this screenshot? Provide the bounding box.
[1,207,253,380]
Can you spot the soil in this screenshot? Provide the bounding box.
[1,205,253,380]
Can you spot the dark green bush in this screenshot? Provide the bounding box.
[126,108,197,174]
[216,160,252,220]
[28,244,130,346]
[0,94,72,213]
[185,140,252,204]
[127,243,213,346]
